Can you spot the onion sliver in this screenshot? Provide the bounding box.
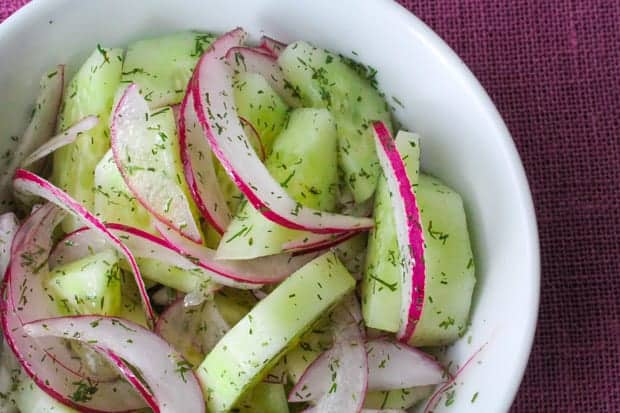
[21,115,99,168]
[193,29,372,235]
[12,169,155,325]
[24,315,205,413]
[372,122,426,342]
[1,203,147,412]
[0,212,19,278]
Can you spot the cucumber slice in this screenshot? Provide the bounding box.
[408,174,476,346]
[334,232,369,279]
[197,252,355,412]
[216,108,339,259]
[364,386,434,410]
[132,258,209,294]
[122,31,215,107]
[235,382,289,413]
[279,41,392,203]
[283,318,332,384]
[94,149,154,233]
[51,47,123,232]
[118,270,149,328]
[362,132,420,332]
[46,249,122,316]
[233,72,289,156]
[13,374,78,413]
[213,288,258,326]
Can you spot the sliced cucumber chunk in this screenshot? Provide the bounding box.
[233,72,289,156]
[364,386,434,410]
[132,258,209,294]
[235,382,289,413]
[122,31,215,107]
[46,249,122,316]
[362,132,420,332]
[214,288,258,326]
[408,174,476,346]
[217,108,339,259]
[283,317,332,384]
[51,47,123,232]
[197,252,355,412]
[94,149,154,233]
[279,41,392,203]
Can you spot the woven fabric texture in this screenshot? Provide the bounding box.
[2,0,619,411]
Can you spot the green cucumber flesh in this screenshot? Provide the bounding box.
[46,249,122,316]
[197,251,355,412]
[408,174,476,346]
[51,47,123,232]
[213,288,258,326]
[13,373,78,413]
[122,31,215,107]
[233,72,289,156]
[234,382,289,413]
[217,108,339,259]
[362,131,420,332]
[279,41,392,203]
[94,149,154,234]
[283,316,332,384]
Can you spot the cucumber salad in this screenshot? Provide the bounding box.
[0,28,476,413]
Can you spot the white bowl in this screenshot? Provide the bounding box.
[0,0,539,411]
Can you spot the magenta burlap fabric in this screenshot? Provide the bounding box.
[2,1,619,411]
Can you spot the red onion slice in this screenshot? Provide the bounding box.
[111,84,202,243]
[1,203,147,412]
[12,169,155,326]
[24,315,205,413]
[179,77,232,235]
[259,36,287,57]
[372,122,426,342]
[155,297,230,365]
[156,223,317,284]
[0,212,19,278]
[49,223,253,290]
[193,29,372,234]
[290,301,367,412]
[21,115,99,167]
[366,339,444,391]
[283,231,358,255]
[0,65,63,207]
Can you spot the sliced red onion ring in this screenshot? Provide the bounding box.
[225,45,301,108]
[179,77,232,235]
[284,231,358,255]
[240,116,267,161]
[372,122,426,342]
[12,169,155,326]
[111,84,202,243]
[49,223,253,290]
[290,301,367,412]
[193,29,372,234]
[0,65,63,207]
[423,343,487,413]
[0,212,19,278]
[366,339,444,391]
[21,115,99,167]
[155,297,230,366]
[1,203,147,412]
[259,35,287,57]
[156,222,318,284]
[24,315,206,413]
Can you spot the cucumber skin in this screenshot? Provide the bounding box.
[408,174,476,346]
[279,41,392,203]
[46,249,122,316]
[217,108,339,259]
[362,133,420,332]
[122,31,215,107]
[197,252,355,413]
[233,72,289,156]
[51,47,123,232]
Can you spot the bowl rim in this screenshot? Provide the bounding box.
[0,0,540,410]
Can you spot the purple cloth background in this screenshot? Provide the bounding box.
[2,0,619,411]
